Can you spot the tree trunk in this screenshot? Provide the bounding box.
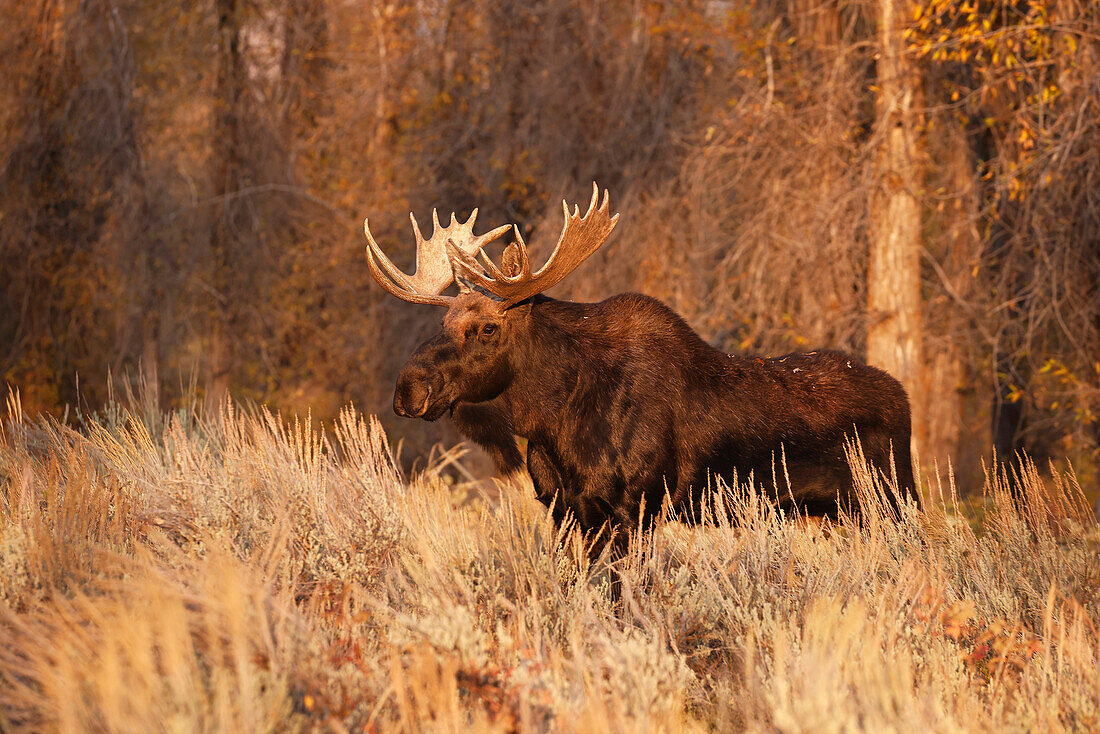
[207,0,244,412]
[283,0,330,131]
[922,121,983,474]
[867,0,925,463]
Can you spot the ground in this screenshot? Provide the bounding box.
[1,393,1098,732]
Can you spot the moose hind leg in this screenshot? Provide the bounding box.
[859,431,919,511]
[780,460,855,518]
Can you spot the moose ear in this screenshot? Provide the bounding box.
[501,242,524,278]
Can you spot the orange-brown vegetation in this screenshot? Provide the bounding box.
[3,4,1100,730]
[1,392,1098,730]
[1,0,1097,488]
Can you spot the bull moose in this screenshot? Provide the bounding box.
[365,185,918,537]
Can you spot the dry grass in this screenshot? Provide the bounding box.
[1,389,1098,733]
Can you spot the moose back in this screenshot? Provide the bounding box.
[365,185,919,534]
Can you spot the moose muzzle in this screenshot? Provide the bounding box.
[393,365,446,419]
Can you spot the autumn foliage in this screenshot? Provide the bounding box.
[1,0,1097,487]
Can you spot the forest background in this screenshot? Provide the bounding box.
[1,0,1098,492]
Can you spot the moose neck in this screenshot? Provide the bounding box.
[497,297,606,439]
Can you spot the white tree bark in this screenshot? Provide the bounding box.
[868,0,926,460]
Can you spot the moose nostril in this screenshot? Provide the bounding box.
[413,385,432,416]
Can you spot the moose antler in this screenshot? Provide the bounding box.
[448,183,619,308]
[365,209,512,306]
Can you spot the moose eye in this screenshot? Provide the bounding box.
[482,323,497,337]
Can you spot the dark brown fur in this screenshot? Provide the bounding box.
[394,292,918,536]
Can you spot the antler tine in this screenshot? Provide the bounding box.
[472,222,513,249]
[454,184,619,308]
[364,219,416,291]
[447,241,487,281]
[510,229,532,279]
[466,225,528,283]
[365,219,452,306]
[365,207,512,307]
[474,246,506,280]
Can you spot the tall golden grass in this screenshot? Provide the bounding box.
[1,389,1098,732]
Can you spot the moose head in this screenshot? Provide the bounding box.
[364,184,619,421]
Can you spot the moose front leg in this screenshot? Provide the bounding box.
[526,446,623,532]
[527,442,631,602]
[451,401,526,479]
[526,442,569,527]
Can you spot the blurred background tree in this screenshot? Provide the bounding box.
[1,0,1097,489]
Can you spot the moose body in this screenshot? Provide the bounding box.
[398,291,916,532]
[365,185,917,540]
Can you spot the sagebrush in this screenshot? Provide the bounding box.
[1,392,1098,732]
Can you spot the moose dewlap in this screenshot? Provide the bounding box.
[365,184,918,537]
